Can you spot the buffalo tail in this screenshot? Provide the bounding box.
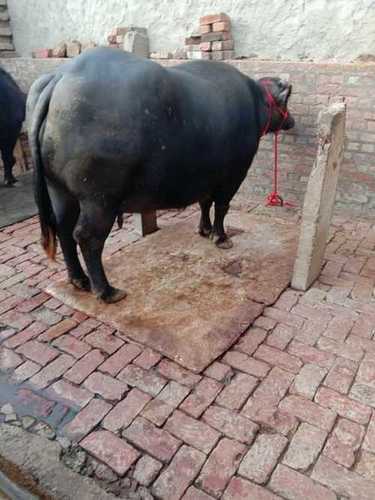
[27,74,60,260]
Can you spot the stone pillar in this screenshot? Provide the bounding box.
[123,28,149,58]
[133,212,158,237]
[292,102,346,291]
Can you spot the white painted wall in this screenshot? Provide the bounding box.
[7,0,375,61]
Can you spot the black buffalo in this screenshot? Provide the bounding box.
[27,48,294,303]
[0,66,26,186]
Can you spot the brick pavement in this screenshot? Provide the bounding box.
[1,206,375,499]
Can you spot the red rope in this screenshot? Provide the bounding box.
[260,85,295,208]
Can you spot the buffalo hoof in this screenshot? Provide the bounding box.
[212,235,234,249]
[99,287,127,304]
[4,180,16,187]
[199,226,212,238]
[71,276,91,292]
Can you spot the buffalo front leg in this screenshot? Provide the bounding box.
[198,199,213,237]
[211,202,233,249]
[74,202,127,303]
[49,185,90,292]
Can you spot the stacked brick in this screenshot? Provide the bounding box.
[107,27,132,49]
[185,13,235,61]
[32,41,96,59]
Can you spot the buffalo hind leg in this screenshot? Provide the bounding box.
[198,199,213,237]
[74,202,126,303]
[1,145,18,186]
[49,185,90,291]
[211,202,233,249]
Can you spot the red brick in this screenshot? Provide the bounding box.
[198,439,246,496]
[49,379,93,408]
[356,352,375,386]
[216,372,258,410]
[15,388,55,417]
[236,327,267,355]
[223,351,270,378]
[283,422,327,471]
[158,380,190,406]
[123,417,181,462]
[292,304,332,325]
[199,24,211,35]
[17,340,59,366]
[64,398,112,441]
[239,433,287,484]
[363,411,375,453]
[253,316,277,331]
[355,450,375,481]
[166,409,219,453]
[180,377,222,418]
[279,395,336,431]
[64,349,105,384]
[99,343,142,376]
[118,364,166,396]
[183,486,214,500]
[288,340,335,369]
[200,41,212,51]
[16,292,50,313]
[53,334,91,359]
[223,477,280,500]
[102,388,151,432]
[252,367,294,405]
[142,399,175,426]
[134,348,162,369]
[153,445,206,499]
[242,397,298,436]
[0,310,34,330]
[11,360,41,383]
[270,464,336,500]
[315,386,371,424]
[0,347,23,370]
[200,13,230,25]
[346,334,375,355]
[31,307,61,326]
[0,295,22,315]
[69,318,100,338]
[323,316,354,342]
[38,319,77,342]
[290,364,327,399]
[204,361,233,382]
[317,336,364,361]
[85,328,123,354]
[81,430,140,476]
[352,276,374,302]
[351,314,375,339]
[0,327,16,343]
[295,319,327,346]
[157,359,201,387]
[133,455,162,486]
[84,371,127,401]
[263,307,304,329]
[33,48,52,59]
[212,21,231,32]
[29,354,75,389]
[202,405,258,444]
[323,417,364,467]
[324,357,357,394]
[267,324,295,350]
[312,455,374,499]
[4,322,47,348]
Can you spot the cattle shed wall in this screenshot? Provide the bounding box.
[2,57,375,217]
[7,0,375,62]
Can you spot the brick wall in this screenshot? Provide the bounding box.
[2,58,375,216]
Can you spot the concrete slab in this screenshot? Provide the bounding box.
[47,212,298,372]
[0,172,36,228]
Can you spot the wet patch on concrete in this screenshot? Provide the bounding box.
[0,172,36,229]
[47,211,298,372]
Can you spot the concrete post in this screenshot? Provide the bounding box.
[133,211,158,236]
[292,102,346,291]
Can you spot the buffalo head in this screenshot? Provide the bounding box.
[258,77,295,133]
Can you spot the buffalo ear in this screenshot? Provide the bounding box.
[278,81,292,105]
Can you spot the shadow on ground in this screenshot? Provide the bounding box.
[0,172,36,229]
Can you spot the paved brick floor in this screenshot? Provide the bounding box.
[1,205,375,499]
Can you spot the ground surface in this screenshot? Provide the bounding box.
[0,199,375,499]
[0,172,35,229]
